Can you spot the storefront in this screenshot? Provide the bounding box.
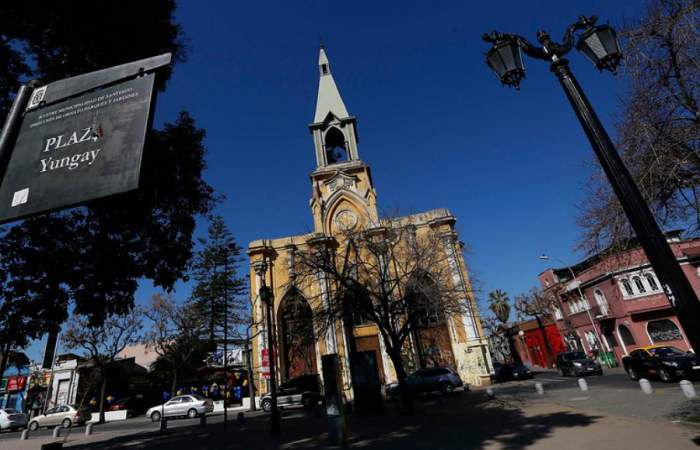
[0,375,28,411]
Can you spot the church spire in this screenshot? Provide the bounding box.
[313,46,350,123]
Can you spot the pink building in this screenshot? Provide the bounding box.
[538,232,700,364]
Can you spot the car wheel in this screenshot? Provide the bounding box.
[440,382,455,395]
[627,367,639,380]
[28,421,39,431]
[302,396,316,409]
[150,411,161,422]
[559,368,566,377]
[61,418,72,429]
[187,408,198,419]
[262,399,272,413]
[659,368,673,383]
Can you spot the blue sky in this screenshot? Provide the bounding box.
[23,1,648,364]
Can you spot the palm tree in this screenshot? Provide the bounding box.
[488,289,511,324]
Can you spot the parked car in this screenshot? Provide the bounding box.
[622,345,697,382]
[146,394,214,422]
[28,405,91,430]
[261,374,322,412]
[0,408,28,432]
[556,351,603,377]
[493,362,533,382]
[386,367,465,399]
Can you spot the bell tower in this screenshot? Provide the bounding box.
[308,46,378,234]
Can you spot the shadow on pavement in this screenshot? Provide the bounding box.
[66,394,602,449]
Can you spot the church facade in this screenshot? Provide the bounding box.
[248,47,492,396]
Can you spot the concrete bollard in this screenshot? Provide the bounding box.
[680,380,697,399]
[20,429,29,440]
[578,378,589,392]
[535,382,544,395]
[486,387,495,399]
[639,378,654,395]
[237,412,245,426]
[85,423,94,435]
[52,426,61,438]
[199,414,207,427]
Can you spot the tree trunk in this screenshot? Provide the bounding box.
[170,371,178,397]
[388,348,413,414]
[98,377,107,424]
[245,335,256,411]
[0,342,10,383]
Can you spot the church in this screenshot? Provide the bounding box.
[248,47,493,398]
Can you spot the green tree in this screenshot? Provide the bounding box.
[487,289,511,324]
[0,0,215,366]
[190,215,247,350]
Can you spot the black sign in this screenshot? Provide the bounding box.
[0,74,155,223]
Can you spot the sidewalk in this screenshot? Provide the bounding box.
[3,393,698,449]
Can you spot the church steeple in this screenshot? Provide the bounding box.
[309,46,360,168]
[308,46,378,234]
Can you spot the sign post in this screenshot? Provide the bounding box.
[0,53,171,224]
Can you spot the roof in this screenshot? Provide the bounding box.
[313,47,350,123]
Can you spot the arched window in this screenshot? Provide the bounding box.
[620,278,634,296]
[594,289,609,315]
[647,319,683,343]
[645,273,659,291]
[633,276,646,294]
[618,324,636,346]
[324,127,348,164]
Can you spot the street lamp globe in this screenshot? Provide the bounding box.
[576,24,622,73]
[483,32,525,89]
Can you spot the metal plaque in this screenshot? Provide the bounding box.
[0,74,155,223]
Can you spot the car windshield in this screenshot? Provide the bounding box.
[648,347,686,357]
[565,352,586,361]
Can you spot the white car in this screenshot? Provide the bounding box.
[0,409,28,432]
[28,405,90,430]
[146,394,214,422]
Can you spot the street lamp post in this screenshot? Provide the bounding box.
[253,259,280,436]
[483,15,700,352]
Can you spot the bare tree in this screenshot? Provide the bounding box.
[143,293,207,396]
[514,288,556,367]
[289,220,473,409]
[578,0,700,254]
[63,310,143,424]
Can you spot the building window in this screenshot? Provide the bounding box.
[585,330,599,350]
[644,273,659,291]
[632,276,646,293]
[553,307,563,320]
[594,289,609,315]
[620,279,634,297]
[647,319,683,343]
[618,324,636,347]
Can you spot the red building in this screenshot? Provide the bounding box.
[508,319,567,368]
[539,233,700,364]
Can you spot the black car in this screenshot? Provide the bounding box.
[386,367,465,399]
[261,374,322,412]
[492,362,533,382]
[556,351,603,377]
[622,346,697,382]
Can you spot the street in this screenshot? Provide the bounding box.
[2,370,700,449]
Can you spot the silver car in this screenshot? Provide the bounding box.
[0,409,28,432]
[28,405,90,430]
[146,394,214,421]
